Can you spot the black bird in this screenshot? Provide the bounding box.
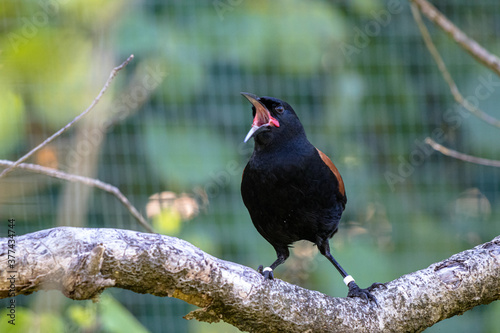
[240,92,379,301]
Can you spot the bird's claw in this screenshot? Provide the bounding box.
[347,282,383,305]
[257,265,274,280]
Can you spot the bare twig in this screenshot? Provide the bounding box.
[425,138,500,167]
[0,160,154,233]
[410,3,500,128]
[0,54,135,179]
[411,0,500,77]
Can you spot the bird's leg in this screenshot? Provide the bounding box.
[258,247,289,280]
[317,240,383,303]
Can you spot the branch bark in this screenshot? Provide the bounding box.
[1,227,499,332]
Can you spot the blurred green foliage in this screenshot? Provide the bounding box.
[0,307,65,333]
[0,294,149,333]
[144,123,238,189]
[1,0,500,332]
[0,89,25,155]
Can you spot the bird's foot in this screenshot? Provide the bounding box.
[257,265,274,280]
[347,281,384,304]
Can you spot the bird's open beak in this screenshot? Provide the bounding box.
[241,92,280,142]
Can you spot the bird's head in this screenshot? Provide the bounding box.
[241,92,306,147]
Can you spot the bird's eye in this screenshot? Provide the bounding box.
[275,106,284,113]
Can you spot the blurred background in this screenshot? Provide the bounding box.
[1,0,499,332]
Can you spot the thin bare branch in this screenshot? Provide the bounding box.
[411,0,500,77]
[0,54,135,179]
[0,160,154,232]
[410,3,500,128]
[425,137,500,167]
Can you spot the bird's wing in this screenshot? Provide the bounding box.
[316,148,345,196]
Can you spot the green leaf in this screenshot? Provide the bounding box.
[153,207,183,235]
[67,304,97,330]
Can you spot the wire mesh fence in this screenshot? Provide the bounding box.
[1,0,499,332]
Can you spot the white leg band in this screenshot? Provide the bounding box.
[263,267,273,273]
[343,275,355,286]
